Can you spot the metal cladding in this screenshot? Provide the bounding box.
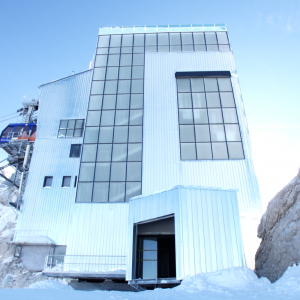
[126,186,245,280]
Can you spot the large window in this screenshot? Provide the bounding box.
[58,119,84,138]
[176,73,244,160]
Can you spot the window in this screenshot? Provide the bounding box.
[58,119,84,138]
[62,176,71,188]
[43,176,53,187]
[176,72,244,160]
[69,144,81,157]
[74,176,77,187]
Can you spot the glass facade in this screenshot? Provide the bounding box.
[177,76,244,160]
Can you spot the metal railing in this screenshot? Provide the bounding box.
[44,255,126,274]
[13,230,49,242]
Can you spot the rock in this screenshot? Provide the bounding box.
[255,168,300,282]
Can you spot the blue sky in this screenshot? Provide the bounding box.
[0,0,299,209]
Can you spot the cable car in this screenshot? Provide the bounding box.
[0,123,37,143]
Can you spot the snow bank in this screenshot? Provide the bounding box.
[27,280,72,290]
[0,203,16,232]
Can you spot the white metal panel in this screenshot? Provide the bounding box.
[143,52,262,217]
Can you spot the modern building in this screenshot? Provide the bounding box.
[11,24,262,288]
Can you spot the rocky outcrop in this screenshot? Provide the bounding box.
[255,169,300,282]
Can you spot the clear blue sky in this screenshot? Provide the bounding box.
[0,0,299,210]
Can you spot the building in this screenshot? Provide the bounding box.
[10,24,262,288]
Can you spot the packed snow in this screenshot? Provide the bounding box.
[1,265,300,299]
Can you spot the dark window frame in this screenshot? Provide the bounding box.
[62,176,71,188]
[43,176,53,188]
[69,144,82,158]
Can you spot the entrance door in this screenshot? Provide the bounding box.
[139,238,157,279]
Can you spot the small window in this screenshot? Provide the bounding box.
[62,176,71,188]
[58,119,84,138]
[43,176,53,188]
[74,176,77,187]
[70,144,81,157]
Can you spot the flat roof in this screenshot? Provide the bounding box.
[99,24,227,35]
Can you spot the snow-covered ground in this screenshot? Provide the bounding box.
[1,265,299,300]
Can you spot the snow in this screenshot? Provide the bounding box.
[1,266,300,299]
[0,204,16,232]
[14,235,55,244]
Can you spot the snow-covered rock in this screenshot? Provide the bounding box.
[255,168,300,282]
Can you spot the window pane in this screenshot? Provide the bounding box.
[66,129,74,137]
[58,129,66,137]
[93,68,106,80]
[120,54,132,66]
[170,33,181,45]
[70,144,81,157]
[97,144,112,161]
[75,119,84,129]
[107,54,120,66]
[127,143,142,161]
[44,177,53,187]
[116,94,130,109]
[205,32,217,44]
[195,125,210,142]
[131,80,143,93]
[94,163,110,181]
[110,162,126,181]
[93,182,109,202]
[133,54,144,65]
[81,144,97,162]
[125,182,142,201]
[158,45,169,52]
[99,127,113,143]
[60,120,68,129]
[207,45,219,51]
[132,66,144,79]
[95,55,107,67]
[222,108,238,123]
[130,110,143,125]
[102,95,116,109]
[110,35,121,47]
[106,67,119,80]
[134,34,144,46]
[133,46,144,53]
[118,80,131,94]
[76,182,93,203]
[208,109,223,123]
[158,33,169,45]
[181,143,196,160]
[109,47,120,54]
[131,94,143,109]
[178,93,192,108]
[86,111,101,126]
[216,32,229,44]
[62,176,71,187]
[97,48,108,54]
[91,81,104,94]
[182,45,194,51]
[98,35,110,47]
[79,163,95,181]
[180,125,195,142]
[194,109,208,124]
[127,162,141,181]
[84,127,99,143]
[177,79,190,92]
[114,126,128,143]
[219,45,230,51]
[121,47,133,53]
[227,142,244,159]
[193,33,205,44]
[112,144,127,161]
[170,45,181,52]
[115,110,129,125]
[194,44,206,51]
[145,34,157,46]
[224,124,241,141]
[109,182,125,202]
[196,143,212,159]
[191,78,204,92]
[122,34,133,46]
[74,129,82,137]
[104,80,118,94]
[101,110,115,126]
[206,93,221,107]
[129,126,142,142]
[204,78,218,92]
[179,109,193,124]
[89,95,103,110]
[192,93,206,108]
[212,143,228,159]
[181,33,193,45]
[220,92,235,107]
[119,66,131,79]
[218,78,232,91]
[210,125,226,141]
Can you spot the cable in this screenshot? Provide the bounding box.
[0,111,20,120]
[0,114,22,124]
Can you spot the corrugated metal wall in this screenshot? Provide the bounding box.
[126,186,245,280]
[143,52,262,217]
[16,71,92,245]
